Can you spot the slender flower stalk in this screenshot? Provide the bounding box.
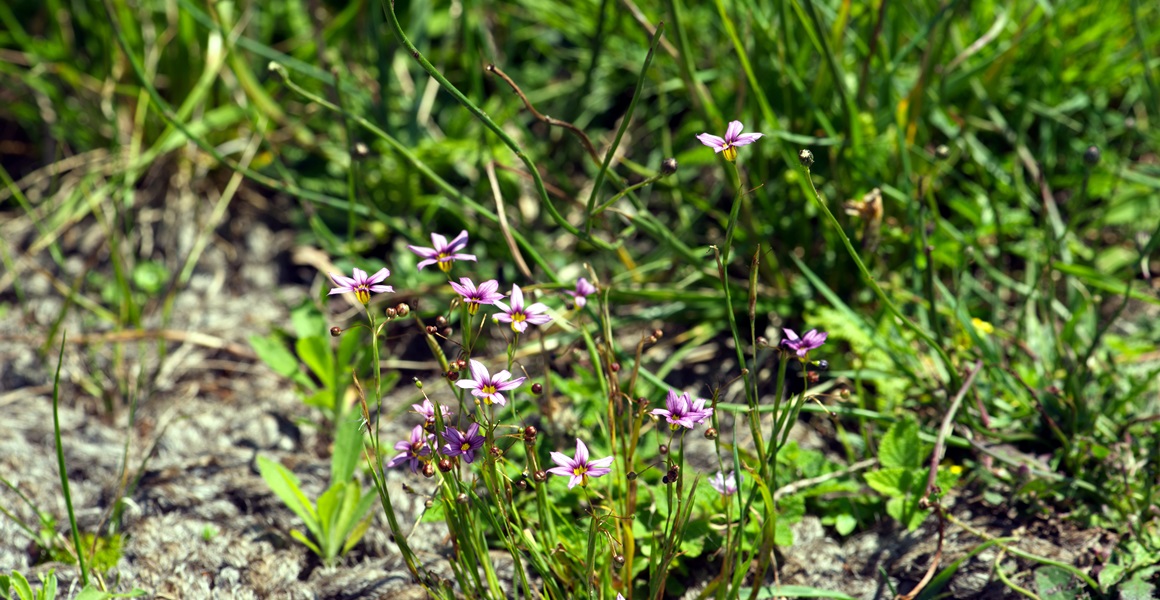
[441,423,485,464]
[455,359,526,407]
[696,120,763,162]
[387,425,434,473]
[493,285,552,333]
[408,230,477,272]
[328,267,393,305]
[566,277,597,309]
[547,438,614,489]
[449,278,504,315]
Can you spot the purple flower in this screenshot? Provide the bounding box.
[455,360,525,407]
[408,230,477,272]
[547,438,614,489]
[781,328,828,358]
[412,399,452,428]
[710,471,739,496]
[696,120,763,162]
[566,277,597,309]
[386,425,433,473]
[441,423,485,464]
[651,390,712,430]
[493,285,552,333]
[449,278,504,316]
[328,267,393,305]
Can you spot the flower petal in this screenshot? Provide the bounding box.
[408,245,438,258]
[446,230,469,252]
[732,132,763,146]
[725,120,744,142]
[574,438,589,464]
[367,267,390,283]
[510,285,524,310]
[430,232,449,251]
[696,133,727,150]
[468,360,488,385]
[549,452,573,469]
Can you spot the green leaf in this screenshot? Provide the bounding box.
[131,261,169,296]
[1121,568,1158,600]
[864,467,912,497]
[249,334,301,378]
[291,300,328,340]
[834,513,857,536]
[878,418,924,469]
[1034,565,1082,600]
[296,336,334,383]
[38,573,55,600]
[774,519,794,547]
[73,587,146,600]
[751,584,856,599]
[8,573,32,600]
[331,411,364,484]
[341,489,378,555]
[256,456,319,535]
[1,574,10,600]
[316,483,345,560]
[289,529,323,558]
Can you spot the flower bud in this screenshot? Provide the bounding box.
[627,471,638,481]
[517,480,528,490]
[490,446,503,457]
[1084,145,1100,166]
[661,475,670,485]
[653,328,663,339]
[396,303,410,317]
[815,359,829,371]
[613,554,626,566]
[456,493,468,504]
[705,427,718,440]
[610,362,620,373]
[438,459,453,472]
[442,327,453,337]
[446,370,459,382]
[330,326,343,337]
[425,499,434,508]
[386,307,398,319]
[523,426,538,444]
[661,157,678,176]
[456,358,467,371]
[756,336,768,348]
[533,470,548,482]
[414,378,423,389]
[426,325,438,335]
[658,444,668,455]
[435,315,448,328]
[531,383,543,395]
[935,144,950,160]
[423,463,436,478]
[798,149,814,168]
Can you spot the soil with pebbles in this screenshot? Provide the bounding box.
[0,200,1110,599]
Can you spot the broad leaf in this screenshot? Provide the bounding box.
[256,456,319,535]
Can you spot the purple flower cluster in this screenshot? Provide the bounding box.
[386,425,433,473]
[651,390,713,431]
[494,285,552,333]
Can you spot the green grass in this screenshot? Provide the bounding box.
[2,0,1159,597]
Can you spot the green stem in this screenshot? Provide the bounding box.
[51,332,88,586]
[584,21,665,232]
[802,166,959,388]
[381,0,615,252]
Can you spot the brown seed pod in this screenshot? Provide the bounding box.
[533,470,548,482]
[705,427,718,440]
[438,459,453,472]
[396,303,410,317]
[659,444,669,455]
[422,463,436,478]
[329,326,343,337]
[531,383,543,395]
[523,426,538,444]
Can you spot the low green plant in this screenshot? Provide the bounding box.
[257,411,377,567]
[0,571,56,600]
[250,299,396,426]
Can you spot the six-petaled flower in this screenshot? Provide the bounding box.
[412,399,453,429]
[449,278,504,316]
[493,285,552,333]
[408,231,477,272]
[386,425,433,473]
[328,267,393,305]
[781,328,828,358]
[547,438,614,489]
[567,277,597,309]
[651,390,713,430]
[441,423,486,464]
[696,120,763,162]
[710,470,740,496]
[455,359,526,407]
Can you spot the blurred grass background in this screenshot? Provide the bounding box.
[2,0,1159,560]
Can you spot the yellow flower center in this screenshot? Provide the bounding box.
[572,465,588,476]
[722,146,738,162]
[355,287,371,305]
[461,442,471,452]
[437,253,453,272]
[482,384,497,395]
[466,301,480,316]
